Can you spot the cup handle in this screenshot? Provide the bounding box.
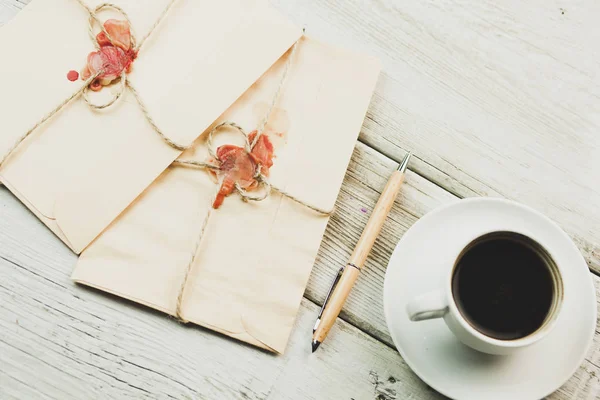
[406,290,449,321]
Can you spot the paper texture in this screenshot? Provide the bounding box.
[73,37,381,353]
[0,0,301,253]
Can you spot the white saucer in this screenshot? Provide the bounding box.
[383,198,597,400]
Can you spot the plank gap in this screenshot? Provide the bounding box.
[357,136,467,200]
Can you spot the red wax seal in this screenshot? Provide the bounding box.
[67,70,79,82]
[212,131,274,209]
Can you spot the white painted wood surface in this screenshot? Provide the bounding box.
[270,0,600,275]
[1,1,599,399]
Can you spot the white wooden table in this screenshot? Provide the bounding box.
[1,1,599,399]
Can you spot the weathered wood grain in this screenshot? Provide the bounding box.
[0,0,24,24]
[314,143,600,400]
[268,0,600,275]
[0,250,433,400]
[1,1,599,399]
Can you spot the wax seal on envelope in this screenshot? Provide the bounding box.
[0,0,302,253]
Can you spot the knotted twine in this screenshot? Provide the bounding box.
[0,0,333,320]
[171,34,334,321]
[0,0,186,169]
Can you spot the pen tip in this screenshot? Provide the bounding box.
[397,151,412,173]
[311,340,321,353]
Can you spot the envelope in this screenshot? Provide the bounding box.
[72,37,381,353]
[0,0,301,253]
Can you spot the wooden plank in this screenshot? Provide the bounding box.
[0,0,25,25]
[266,0,600,275]
[0,1,598,399]
[0,238,434,400]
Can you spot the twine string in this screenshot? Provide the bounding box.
[173,35,334,321]
[80,2,136,50]
[174,159,220,171]
[174,193,215,321]
[0,72,99,167]
[0,0,187,169]
[206,121,249,158]
[126,79,188,151]
[82,71,127,110]
[80,0,189,149]
[251,28,303,150]
[136,0,179,52]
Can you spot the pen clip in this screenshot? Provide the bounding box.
[313,265,345,333]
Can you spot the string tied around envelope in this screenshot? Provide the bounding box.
[172,35,335,321]
[0,0,186,170]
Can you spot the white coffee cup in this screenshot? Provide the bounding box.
[406,230,564,355]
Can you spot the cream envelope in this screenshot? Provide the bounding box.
[72,37,381,353]
[0,0,302,253]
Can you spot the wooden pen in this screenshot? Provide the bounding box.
[311,152,411,352]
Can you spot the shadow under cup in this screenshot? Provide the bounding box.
[451,231,564,341]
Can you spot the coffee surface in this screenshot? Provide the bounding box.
[451,236,554,340]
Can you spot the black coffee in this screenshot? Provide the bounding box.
[451,233,555,340]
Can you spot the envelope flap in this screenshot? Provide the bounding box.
[129,0,302,146]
